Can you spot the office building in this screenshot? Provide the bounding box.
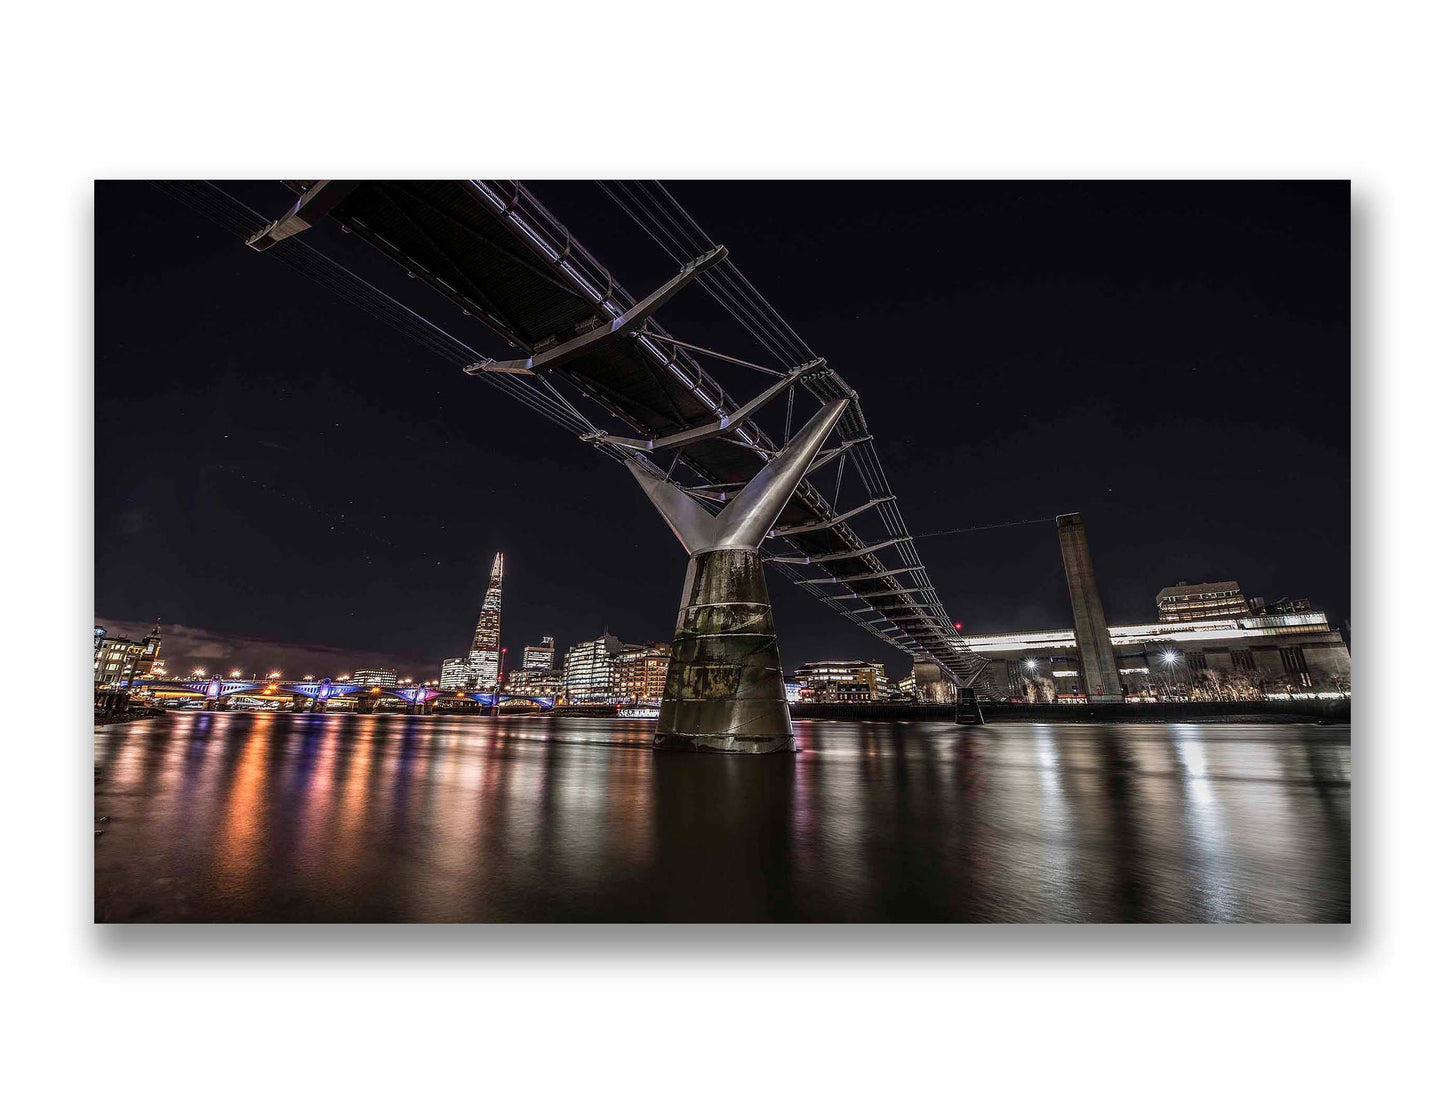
[611,643,671,704]
[562,633,625,704]
[522,636,555,670]
[439,657,474,691]
[352,667,398,688]
[505,667,564,698]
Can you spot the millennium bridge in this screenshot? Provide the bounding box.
[157,180,992,750]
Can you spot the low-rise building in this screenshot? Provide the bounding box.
[611,643,671,704]
[792,660,887,702]
[505,667,564,698]
[958,610,1350,701]
[93,623,162,689]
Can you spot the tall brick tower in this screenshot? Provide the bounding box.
[1056,514,1123,702]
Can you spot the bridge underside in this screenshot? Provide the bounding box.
[231,180,991,749]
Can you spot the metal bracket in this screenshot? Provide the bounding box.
[246,181,359,251]
[805,435,870,475]
[768,496,893,538]
[600,358,823,453]
[468,245,726,376]
[629,400,848,555]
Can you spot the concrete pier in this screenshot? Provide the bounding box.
[632,398,849,753]
[655,548,792,753]
[953,687,985,724]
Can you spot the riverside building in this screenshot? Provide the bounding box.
[611,644,671,705]
[791,660,887,702]
[504,667,564,698]
[93,622,162,689]
[960,609,1350,702]
[439,657,474,691]
[352,667,398,688]
[522,636,555,670]
[562,633,626,704]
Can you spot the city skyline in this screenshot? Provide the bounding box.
[96,181,1348,681]
[95,555,1349,693]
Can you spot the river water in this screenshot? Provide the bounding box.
[93,712,1350,922]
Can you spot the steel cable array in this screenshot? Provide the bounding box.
[598,182,991,685]
[153,182,608,444]
[158,180,990,687]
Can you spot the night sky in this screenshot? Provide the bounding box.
[95,181,1349,679]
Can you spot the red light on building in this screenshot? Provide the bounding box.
[953,621,963,631]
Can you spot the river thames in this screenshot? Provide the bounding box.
[93,712,1350,922]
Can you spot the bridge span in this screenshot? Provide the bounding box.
[161,180,992,752]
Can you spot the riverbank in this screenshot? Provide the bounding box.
[790,699,1351,724]
[93,706,166,727]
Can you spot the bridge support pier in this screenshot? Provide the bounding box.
[631,398,849,754]
[954,687,985,725]
[656,548,793,753]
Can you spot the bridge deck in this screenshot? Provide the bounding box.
[262,180,989,687]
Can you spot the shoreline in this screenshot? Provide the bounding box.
[790,700,1350,725]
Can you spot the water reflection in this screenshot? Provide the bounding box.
[94,714,1350,922]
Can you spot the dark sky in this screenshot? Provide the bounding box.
[96,181,1349,680]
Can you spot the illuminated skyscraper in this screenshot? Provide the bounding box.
[468,551,504,690]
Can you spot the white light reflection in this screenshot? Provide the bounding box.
[1171,725,1234,920]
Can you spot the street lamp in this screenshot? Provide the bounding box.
[1159,650,1182,700]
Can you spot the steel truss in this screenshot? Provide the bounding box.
[161,179,991,692]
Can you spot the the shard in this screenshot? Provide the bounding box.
[468,551,504,690]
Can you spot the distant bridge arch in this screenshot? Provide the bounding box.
[132,678,554,713]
